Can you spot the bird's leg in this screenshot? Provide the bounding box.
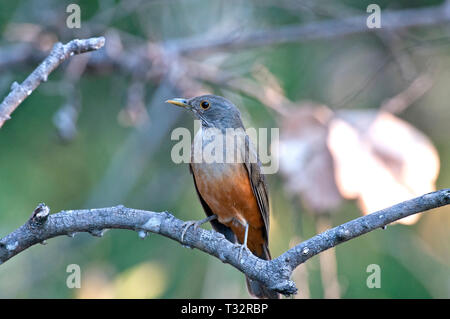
[238,222,249,261]
[180,214,217,242]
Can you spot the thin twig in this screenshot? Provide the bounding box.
[0,37,105,128]
[380,73,433,114]
[169,2,450,55]
[1,2,450,81]
[316,216,341,299]
[1,189,448,296]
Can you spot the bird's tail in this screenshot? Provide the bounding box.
[246,244,280,299]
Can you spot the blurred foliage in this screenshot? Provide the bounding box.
[0,0,449,298]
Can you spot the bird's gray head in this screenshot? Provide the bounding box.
[166,94,244,129]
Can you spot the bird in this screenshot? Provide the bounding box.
[166,94,279,299]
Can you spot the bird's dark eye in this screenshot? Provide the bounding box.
[200,100,210,110]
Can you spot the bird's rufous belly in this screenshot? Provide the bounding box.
[191,161,265,254]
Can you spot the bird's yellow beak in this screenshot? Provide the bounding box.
[165,98,190,108]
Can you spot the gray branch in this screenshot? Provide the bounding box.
[0,37,105,128]
[1,189,449,296]
[170,2,450,55]
[1,2,450,79]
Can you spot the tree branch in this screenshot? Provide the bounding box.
[2,2,450,80]
[1,189,449,296]
[0,37,105,128]
[170,2,450,55]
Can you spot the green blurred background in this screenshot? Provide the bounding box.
[0,0,449,298]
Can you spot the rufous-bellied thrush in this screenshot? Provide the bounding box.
[167,95,279,299]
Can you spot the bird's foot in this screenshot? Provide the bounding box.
[237,222,250,261]
[180,221,198,243]
[238,244,250,261]
[180,215,217,243]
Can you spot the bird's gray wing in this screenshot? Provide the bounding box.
[242,135,270,242]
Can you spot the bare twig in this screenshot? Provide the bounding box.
[316,216,341,299]
[0,37,105,128]
[170,2,450,55]
[1,189,448,296]
[1,2,450,80]
[380,73,433,114]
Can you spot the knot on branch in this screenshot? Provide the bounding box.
[0,114,11,121]
[10,81,20,91]
[138,230,148,239]
[272,280,298,296]
[443,189,450,202]
[29,203,50,226]
[0,239,19,255]
[301,246,310,256]
[114,204,126,212]
[88,229,107,237]
[141,215,162,233]
[336,226,351,241]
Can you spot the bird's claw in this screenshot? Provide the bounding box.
[180,220,200,243]
[180,215,217,243]
[237,244,249,261]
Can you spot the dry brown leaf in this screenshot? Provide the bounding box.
[327,110,440,224]
[277,103,342,213]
